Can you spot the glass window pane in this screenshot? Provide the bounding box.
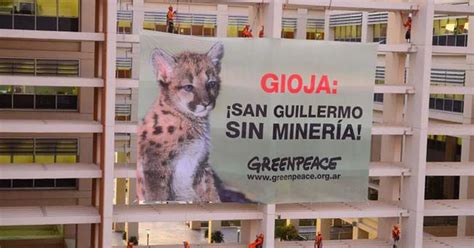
[35,155,55,163]
[35,95,56,109]
[56,95,77,110]
[0,155,12,163]
[15,0,34,15]
[373,24,381,38]
[55,155,76,163]
[58,16,78,31]
[58,0,78,17]
[0,0,13,29]
[453,100,463,113]
[56,87,77,95]
[0,93,12,108]
[433,20,440,35]
[55,179,76,188]
[440,19,448,34]
[0,85,13,93]
[12,94,34,108]
[13,15,35,29]
[227,25,238,37]
[36,0,56,16]
[13,85,34,94]
[0,0,14,14]
[335,26,340,39]
[35,86,57,95]
[0,179,12,188]
[380,24,387,37]
[13,154,33,163]
[34,179,55,187]
[115,151,128,163]
[12,179,33,188]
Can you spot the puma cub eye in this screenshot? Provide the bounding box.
[207,80,217,88]
[183,85,194,92]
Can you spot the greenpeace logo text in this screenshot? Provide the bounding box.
[247,155,341,173]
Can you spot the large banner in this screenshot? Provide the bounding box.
[137,31,376,204]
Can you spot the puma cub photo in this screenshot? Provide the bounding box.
[137,42,251,203]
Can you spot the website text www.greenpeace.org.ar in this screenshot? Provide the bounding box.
[247,173,341,183]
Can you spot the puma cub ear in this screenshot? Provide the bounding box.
[207,42,224,72]
[150,48,176,84]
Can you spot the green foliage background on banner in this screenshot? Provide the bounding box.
[139,31,376,204]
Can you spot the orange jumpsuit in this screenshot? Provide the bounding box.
[242,25,253,38]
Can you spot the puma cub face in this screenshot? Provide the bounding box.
[155,43,223,118]
[137,43,224,202]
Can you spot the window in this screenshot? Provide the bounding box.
[334,25,362,42]
[281,17,296,39]
[0,0,14,29]
[143,11,216,37]
[227,15,248,37]
[0,58,79,76]
[115,103,131,121]
[0,138,78,190]
[0,0,79,31]
[372,23,387,44]
[36,0,57,31]
[115,133,131,163]
[433,17,468,47]
[116,57,132,78]
[373,66,385,103]
[0,225,64,241]
[117,10,132,34]
[429,69,465,113]
[0,85,78,110]
[306,18,324,40]
[58,0,79,31]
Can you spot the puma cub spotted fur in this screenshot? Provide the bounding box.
[137,43,224,202]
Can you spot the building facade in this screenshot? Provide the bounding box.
[0,0,473,247]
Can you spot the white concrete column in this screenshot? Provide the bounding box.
[98,0,117,247]
[264,0,283,38]
[262,204,275,248]
[216,4,229,38]
[324,10,332,41]
[132,0,144,35]
[458,1,474,235]
[296,9,308,40]
[361,12,369,43]
[240,220,260,244]
[377,1,406,240]
[400,1,434,247]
